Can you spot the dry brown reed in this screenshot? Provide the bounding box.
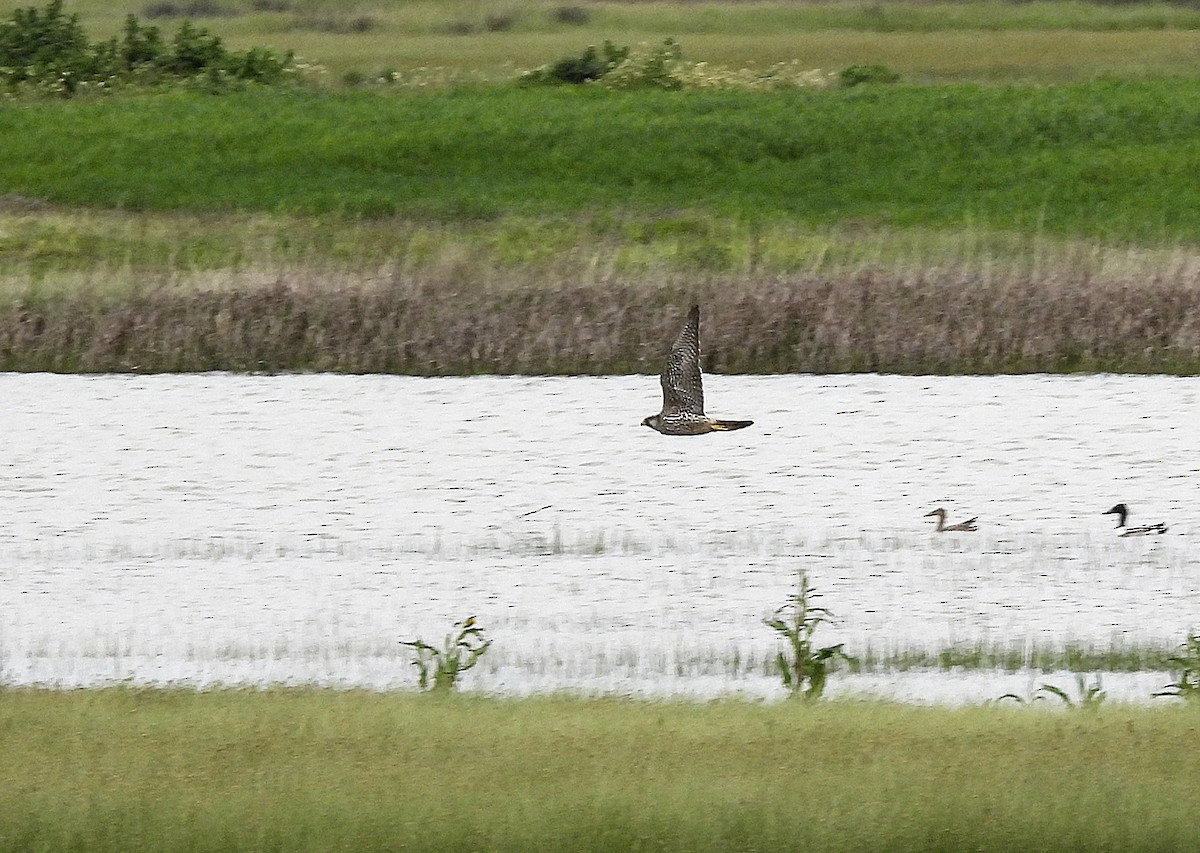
[3,264,1200,374]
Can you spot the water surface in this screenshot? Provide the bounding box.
[1,373,1196,702]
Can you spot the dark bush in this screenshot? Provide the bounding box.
[525,40,629,84]
[551,6,590,25]
[840,64,900,86]
[484,12,516,32]
[143,0,237,19]
[160,20,224,74]
[0,0,92,87]
[119,14,164,67]
[143,3,181,18]
[292,13,377,33]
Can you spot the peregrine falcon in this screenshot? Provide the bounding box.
[641,305,754,436]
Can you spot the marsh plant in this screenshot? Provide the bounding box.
[998,674,1107,710]
[401,616,492,694]
[1153,632,1200,703]
[764,571,851,702]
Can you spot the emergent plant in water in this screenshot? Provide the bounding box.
[998,673,1107,710]
[401,615,493,693]
[765,570,852,702]
[1154,632,1200,703]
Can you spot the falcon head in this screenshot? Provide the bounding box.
[641,415,661,431]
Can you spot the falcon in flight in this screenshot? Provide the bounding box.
[641,305,754,436]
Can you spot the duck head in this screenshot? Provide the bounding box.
[1103,503,1128,527]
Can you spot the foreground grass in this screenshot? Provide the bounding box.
[1,689,1199,852]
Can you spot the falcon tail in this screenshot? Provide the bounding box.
[710,419,754,431]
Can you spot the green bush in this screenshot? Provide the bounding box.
[0,0,94,91]
[602,38,685,91]
[522,40,629,84]
[839,63,900,86]
[0,0,295,95]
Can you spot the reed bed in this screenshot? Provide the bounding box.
[4,262,1199,374]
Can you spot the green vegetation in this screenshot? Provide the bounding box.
[764,570,852,701]
[2,688,1199,852]
[853,639,1192,675]
[5,0,1200,82]
[998,673,1108,709]
[400,616,493,693]
[0,0,294,95]
[0,2,1198,374]
[1154,633,1200,702]
[2,82,1198,238]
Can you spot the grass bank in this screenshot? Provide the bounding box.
[4,83,1200,374]
[4,84,1200,240]
[2,688,1198,852]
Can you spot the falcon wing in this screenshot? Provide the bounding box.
[659,305,705,417]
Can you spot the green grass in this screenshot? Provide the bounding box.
[2,688,1199,851]
[4,82,1200,242]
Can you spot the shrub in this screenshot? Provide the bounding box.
[0,0,295,95]
[551,5,590,25]
[143,0,236,19]
[523,39,833,92]
[119,14,165,68]
[602,38,685,91]
[296,14,378,34]
[521,40,628,84]
[484,12,516,32]
[0,0,92,89]
[160,20,224,75]
[840,63,900,86]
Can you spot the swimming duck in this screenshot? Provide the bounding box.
[924,508,978,532]
[1103,503,1167,536]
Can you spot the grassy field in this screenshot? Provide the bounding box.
[4,83,1200,237]
[3,81,1200,373]
[9,0,1200,82]
[2,688,1199,852]
[2,1,1200,373]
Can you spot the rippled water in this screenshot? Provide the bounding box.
[1,373,1197,703]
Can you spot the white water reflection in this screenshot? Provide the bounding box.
[0,373,1197,703]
